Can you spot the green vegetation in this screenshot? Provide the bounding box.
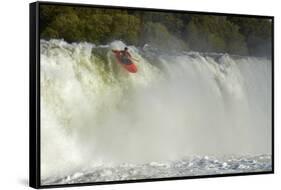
[227,17,272,57]
[40,5,272,57]
[184,16,248,55]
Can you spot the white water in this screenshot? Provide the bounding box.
[40,39,272,181]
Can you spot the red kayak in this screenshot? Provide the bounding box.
[112,50,137,73]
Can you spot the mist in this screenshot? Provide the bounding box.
[40,39,272,180]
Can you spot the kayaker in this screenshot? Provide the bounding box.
[112,47,138,65]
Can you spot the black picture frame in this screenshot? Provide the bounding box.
[30,1,274,189]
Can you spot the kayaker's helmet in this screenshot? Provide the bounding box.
[124,47,128,51]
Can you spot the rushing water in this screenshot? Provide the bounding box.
[40,39,272,185]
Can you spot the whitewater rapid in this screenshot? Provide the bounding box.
[40,39,272,184]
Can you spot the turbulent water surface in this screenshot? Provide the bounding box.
[40,39,272,185]
[42,155,271,185]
